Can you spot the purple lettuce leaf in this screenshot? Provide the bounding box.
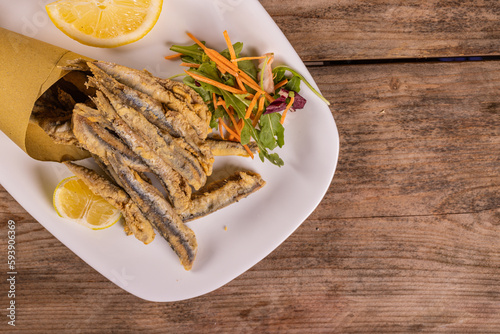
[263,88,307,114]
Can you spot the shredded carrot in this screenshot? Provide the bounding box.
[221,121,240,139]
[280,95,295,124]
[186,32,276,103]
[205,49,239,77]
[212,92,218,108]
[218,117,225,140]
[184,70,247,94]
[186,32,207,50]
[185,33,235,74]
[223,30,237,60]
[186,32,275,101]
[164,53,182,60]
[245,91,261,119]
[218,67,227,75]
[231,55,268,63]
[252,96,266,127]
[274,79,288,90]
[243,144,254,159]
[180,62,201,68]
[236,77,247,93]
[217,97,226,107]
[230,113,242,135]
[222,104,241,136]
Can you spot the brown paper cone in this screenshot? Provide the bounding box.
[0,28,91,162]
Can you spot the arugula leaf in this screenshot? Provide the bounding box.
[222,73,236,87]
[240,121,251,145]
[187,64,223,96]
[193,79,222,98]
[285,75,301,92]
[259,113,285,150]
[237,59,258,82]
[273,68,286,84]
[210,105,226,128]
[196,62,221,80]
[170,43,204,62]
[259,150,284,166]
[234,94,252,107]
[180,55,201,64]
[213,105,226,119]
[220,89,247,118]
[182,76,211,102]
[220,42,244,59]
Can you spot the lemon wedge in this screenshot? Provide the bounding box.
[46,0,163,48]
[53,176,121,230]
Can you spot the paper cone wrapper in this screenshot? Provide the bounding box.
[0,28,91,162]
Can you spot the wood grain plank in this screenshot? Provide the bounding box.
[1,60,500,332]
[2,198,500,332]
[311,60,500,220]
[260,0,500,61]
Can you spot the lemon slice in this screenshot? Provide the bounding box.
[46,0,163,48]
[53,176,121,230]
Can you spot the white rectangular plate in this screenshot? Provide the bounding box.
[0,0,339,301]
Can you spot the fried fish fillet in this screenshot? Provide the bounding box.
[30,114,77,146]
[73,102,113,129]
[63,161,155,244]
[206,138,259,157]
[155,77,211,129]
[72,112,150,173]
[106,153,197,271]
[181,171,266,222]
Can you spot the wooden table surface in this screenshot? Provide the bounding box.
[2,0,500,332]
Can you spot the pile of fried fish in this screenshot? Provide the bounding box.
[30,59,265,270]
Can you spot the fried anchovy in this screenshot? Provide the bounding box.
[87,65,207,190]
[72,112,150,173]
[206,138,259,157]
[59,58,91,72]
[106,153,197,270]
[155,77,211,128]
[73,101,113,129]
[89,60,210,139]
[171,133,213,176]
[180,171,266,222]
[86,63,213,175]
[56,86,76,111]
[91,90,192,211]
[63,161,155,245]
[91,153,116,181]
[30,114,77,146]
